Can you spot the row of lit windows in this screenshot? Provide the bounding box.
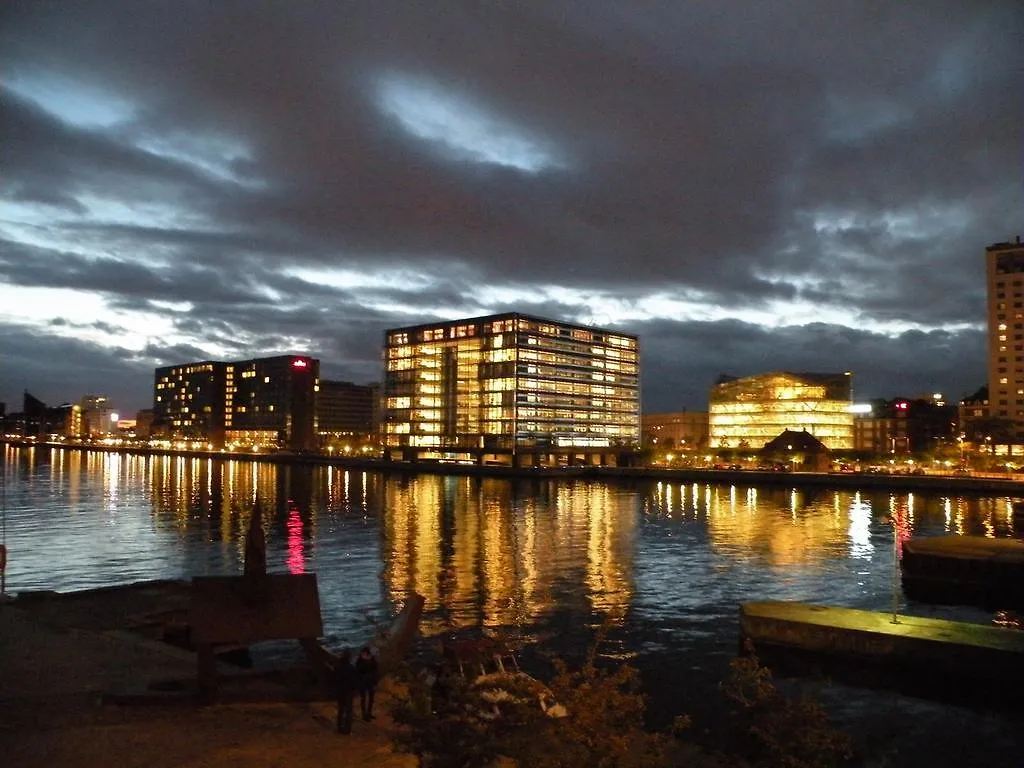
[386,422,636,437]
[388,327,637,351]
[387,337,638,364]
[519,376,637,393]
[522,335,637,358]
[519,350,637,373]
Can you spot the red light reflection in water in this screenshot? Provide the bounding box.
[286,503,305,574]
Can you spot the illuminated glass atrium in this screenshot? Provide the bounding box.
[708,372,853,449]
[383,313,640,464]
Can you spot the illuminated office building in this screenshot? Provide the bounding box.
[708,372,853,449]
[154,355,318,450]
[383,313,640,466]
[986,237,1024,440]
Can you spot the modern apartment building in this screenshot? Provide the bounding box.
[225,355,319,451]
[153,355,318,450]
[382,313,640,466]
[986,237,1024,440]
[153,361,225,444]
[708,371,854,449]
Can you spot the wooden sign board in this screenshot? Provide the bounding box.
[188,573,323,645]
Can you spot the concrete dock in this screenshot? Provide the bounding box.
[739,601,1024,703]
[901,536,1024,608]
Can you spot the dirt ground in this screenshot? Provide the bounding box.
[0,583,416,768]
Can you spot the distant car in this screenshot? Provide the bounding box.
[953,467,971,475]
[910,467,926,476]
[728,464,743,471]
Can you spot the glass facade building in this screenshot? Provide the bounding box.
[383,313,640,465]
[708,372,854,449]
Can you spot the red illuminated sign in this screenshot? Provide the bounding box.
[292,359,308,369]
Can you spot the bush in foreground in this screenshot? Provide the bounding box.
[388,641,686,768]
[720,642,853,768]
[389,637,852,768]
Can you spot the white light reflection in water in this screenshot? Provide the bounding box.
[848,492,873,560]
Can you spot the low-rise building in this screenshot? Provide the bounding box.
[641,411,708,451]
[317,379,378,448]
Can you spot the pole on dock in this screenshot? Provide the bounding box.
[891,514,900,624]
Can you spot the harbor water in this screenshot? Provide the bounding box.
[2,444,1022,765]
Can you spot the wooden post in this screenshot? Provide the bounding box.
[0,544,6,602]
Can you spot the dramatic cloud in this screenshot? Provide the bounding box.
[1,0,1020,414]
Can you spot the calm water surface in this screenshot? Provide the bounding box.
[2,445,1022,765]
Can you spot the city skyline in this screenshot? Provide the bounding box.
[2,2,1021,414]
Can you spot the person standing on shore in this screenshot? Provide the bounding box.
[355,646,379,721]
[333,649,356,734]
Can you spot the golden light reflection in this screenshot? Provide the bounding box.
[703,486,849,568]
[379,476,635,636]
[581,483,633,622]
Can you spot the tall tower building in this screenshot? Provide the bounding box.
[986,236,1024,440]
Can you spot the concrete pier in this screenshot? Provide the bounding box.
[739,601,1024,703]
[901,536,1024,608]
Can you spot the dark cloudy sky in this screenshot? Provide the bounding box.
[1,1,1021,415]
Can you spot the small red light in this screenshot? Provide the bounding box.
[292,359,308,369]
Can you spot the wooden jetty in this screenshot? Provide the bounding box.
[901,536,1024,608]
[739,601,1024,703]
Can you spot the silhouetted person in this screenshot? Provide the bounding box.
[333,649,356,734]
[355,646,379,721]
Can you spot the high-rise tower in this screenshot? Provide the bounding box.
[985,236,1024,440]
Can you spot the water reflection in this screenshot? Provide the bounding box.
[3,449,1022,603]
[4,446,1024,763]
